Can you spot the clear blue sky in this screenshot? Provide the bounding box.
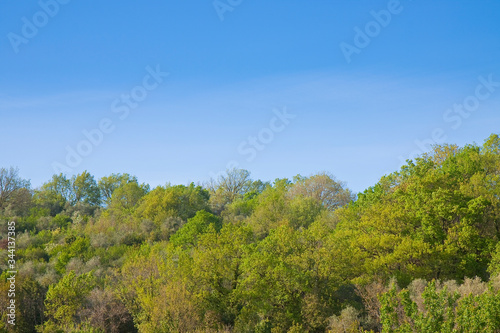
[1,0,499,193]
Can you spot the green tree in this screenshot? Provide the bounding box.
[107,181,149,215]
[40,271,96,332]
[331,142,500,285]
[170,210,221,248]
[72,171,101,207]
[248,178,329,237]
[235,225,337,332]
[189,223,254,328]
[98,173,148,205]
[135,183,209,224]
[53,236,92,274]
[34,173,72,216]
[289,172,354,211]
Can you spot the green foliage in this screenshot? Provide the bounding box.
[53,236,92,274]
[108,181,148,214]
[34,173,74,214]
[333,141,500,285]
[0,134,499,332]
[135,183,209,224]
[72,171,101,207]
[53,213,72,228]
[379,278,500,333]
[98,173,146,205]
[290,172,354,211]
[246,178,292,237]
[235,225,337,332]
[0,275,46,333]
[34,171,102,218]
[170,210,222,248]
[18,245,50,262]
[40,271,96,332]
[221,190,261,222]
[190,223,254,327]
[17,206,51,232]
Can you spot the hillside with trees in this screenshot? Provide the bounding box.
[2,134,500,332]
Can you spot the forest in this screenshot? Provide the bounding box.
[1,133,500,333]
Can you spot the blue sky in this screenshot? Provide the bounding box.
[1,0,499,193]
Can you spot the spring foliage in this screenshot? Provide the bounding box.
[1,134,500,332]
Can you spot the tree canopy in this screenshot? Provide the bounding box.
[2,134,500,332]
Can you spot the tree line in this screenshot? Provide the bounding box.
[1,134,500,332]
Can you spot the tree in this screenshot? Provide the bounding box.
[36,171,101,210]
[246,178,291,237]
[378,278,500,333]
[34,173,73,215]
[18,276,46,332]
[72,171,101,206]
[483,133,500,155]
[206,168,253,214]
[170,210,221,248]
[331,142,500,286]
[41,271,96,332]
[3,186,33,217]
[189,223,254,329]
[235,224,342,332]
[98,173,145,205]
[108,181,149,214]
[82,288,135,333]
[248,178,328,236]
[289,172,354,211]
[54,236,92,274]
[135,183,209,224]
[0,166,31,211]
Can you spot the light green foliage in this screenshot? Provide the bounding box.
[170,210,221,248]
[1,134,500,333]
[135,183,209,224]
[118,242,200,332]
[72,171,101,207]
[53,236,92,274]
[190,223,254,328]
[221,190,261,222]
[34,173,73,216]
[41,271,96,332]
[327,306,362,333]
[289,172,354,211]
[98,173,144,204]
[333,139,500,285]
[35,171,102,217]
[247,174,351,238]
[106,181,149,216]
[235,225,336,332]
[379,278,500,333]
[246,178,291,237]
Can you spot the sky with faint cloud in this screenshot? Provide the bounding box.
[1,0,499,193]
